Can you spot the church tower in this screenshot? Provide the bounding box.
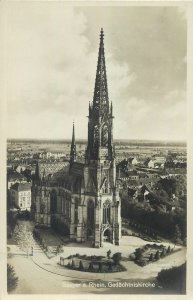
[32,29,121,248]
[83,28,121,247]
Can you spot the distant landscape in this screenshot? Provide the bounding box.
[7,138,186,147]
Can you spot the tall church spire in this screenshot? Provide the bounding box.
[86,29,113,161]
[92,28,109,113]
[70,122,76,164]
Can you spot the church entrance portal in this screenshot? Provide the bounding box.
[103,228,111,242]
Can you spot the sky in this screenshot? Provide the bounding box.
[5,3,187,141]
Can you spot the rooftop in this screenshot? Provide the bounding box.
[10,182,32,192]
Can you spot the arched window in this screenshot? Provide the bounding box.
[40,203,45,214]
[50,190,57,213]
[74,198,78,223]
[65,200,70,217]
[102,178,109,194]
[103,201,111,224]
[102,170,109,194]
[102,124,108,147]
[75,198,78,209]
[74,211,78,223]
[87,200,94,229]
[94,125,99,148]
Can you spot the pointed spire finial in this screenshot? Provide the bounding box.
[100,28,104,40]
[92,28,109,110]
[70,121,76,164]
[72,121,75,144]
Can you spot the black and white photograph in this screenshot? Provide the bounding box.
[5,1,187,296]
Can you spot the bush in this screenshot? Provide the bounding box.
[88,262,93,271]
[121,229,129,236]
[135,248,143,260]
[97,255,105,260]
[112,252,122,265]
[7,264,18,292]
[57,245,63,253]
[71,260,76,269]
[98,262,103,272]
[173,238,183,245]
[160,248,166,257]
[7,210,18,238]
[154,250,160,260]
[157,263,186,293]
[91,255,97,260]
[108,261,113,271]
[167,245,171,254]
[79,260,84,271]
[137,259,147,267]
[129,253,136,261]
[149,253,154,261]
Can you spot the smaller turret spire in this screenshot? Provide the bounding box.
[70,122,76,164]
[110,101,113,115]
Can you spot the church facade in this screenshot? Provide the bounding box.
[32,29,121,247]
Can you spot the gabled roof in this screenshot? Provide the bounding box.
[38,160,70,178]
[39,160,85,194]
[7,171,26,181]
[70,162,84,177]
[10,182,32,192]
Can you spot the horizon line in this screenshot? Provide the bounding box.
[7,137,186,143]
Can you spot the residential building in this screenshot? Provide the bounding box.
[10,182,32,211]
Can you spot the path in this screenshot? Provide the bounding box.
[8,234,186,294]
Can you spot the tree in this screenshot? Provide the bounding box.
[108,261,113,271]
[88,262,93,271]
[7,210,18,238]
[79,260,84,271]
[57,245,63,253]
[154,250,160,260]
[107,249,111,259]
[14,223,35,256]
[149,253,154,261]
[98,262,103,272]
[112,252,122,265]
[157,263,186,293]
[135,248,143,260]
[158,178,177,197]
[71,260,75,269]
[160,248,166,257]
[173,224,182,244]
[7,264,18,292]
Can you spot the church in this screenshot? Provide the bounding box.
[32,29,122,248]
